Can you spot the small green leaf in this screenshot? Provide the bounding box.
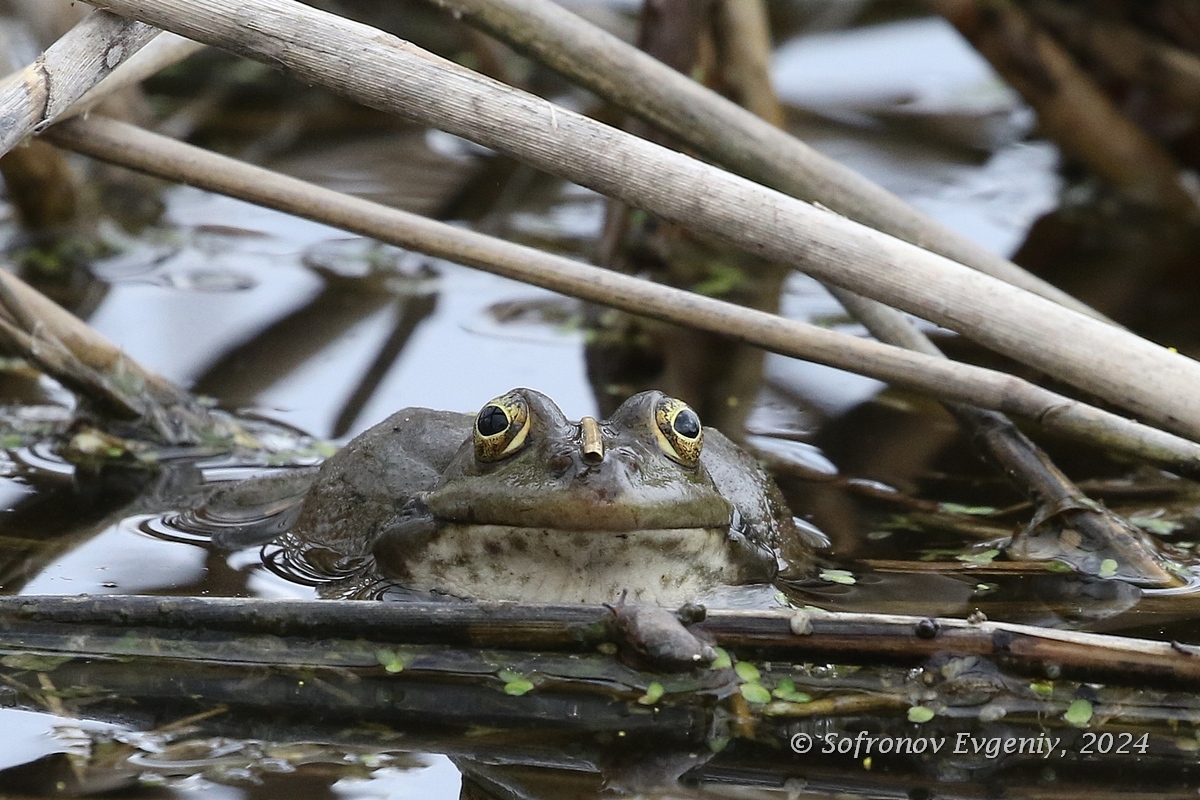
[710,647,732,670]
[866,530,893,541]
[919,548,964,562]
[638,682,664,705]
[820,569,856,585]
[771,678,811,703]
[1130,516,1182,536]
[1029,681,1054,697]
[939,503,997,516]
[499,669,535,696]
[1,654,71,671]
[907,706,935,723]
[374,652,412,676]
[956,548,1000,565]
[1043,560,1074,573]
[1065,698,1093,727]
[739,683,772,704]
[734,661,761,683]
[375,649,406,673]
[504,679,534,696]
[1098,559,1119,578]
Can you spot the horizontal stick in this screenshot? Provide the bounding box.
[3,595,1199,685]
[42,116,1200,473]
[79,0,1200,441]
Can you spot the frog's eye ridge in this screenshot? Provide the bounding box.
[474,392,531,462]
[654,396,703,467]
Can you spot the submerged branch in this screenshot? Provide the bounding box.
[836,289,1176,585]
[0,268,232,443]
[42,116,1200,473]
[3,595,1200,687]
[77,0,1200,442]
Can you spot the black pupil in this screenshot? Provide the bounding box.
[477,405,510,436]
[673,408,700,438]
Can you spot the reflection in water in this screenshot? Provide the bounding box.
[3,628,1200,798]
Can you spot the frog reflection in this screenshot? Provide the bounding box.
[280,388,809,606]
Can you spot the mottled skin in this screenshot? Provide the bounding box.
[290,388,805,604]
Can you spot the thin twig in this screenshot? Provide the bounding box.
[76,0,1200,442]
[42,116,1200,473]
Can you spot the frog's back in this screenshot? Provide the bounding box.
[291,408,473,556]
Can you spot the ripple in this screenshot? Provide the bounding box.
[10,443,75,476]
[1143,568,1200,596]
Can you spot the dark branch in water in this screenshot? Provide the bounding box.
[3,595,1200,687]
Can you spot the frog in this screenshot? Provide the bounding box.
[285,387,809,606]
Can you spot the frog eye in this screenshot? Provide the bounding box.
[474,392,531,462]
[653,396,703,467]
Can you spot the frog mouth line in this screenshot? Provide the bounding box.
[384,523,753,605]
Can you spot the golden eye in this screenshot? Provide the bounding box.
[653,396,703,467]
[474,391,531,462]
